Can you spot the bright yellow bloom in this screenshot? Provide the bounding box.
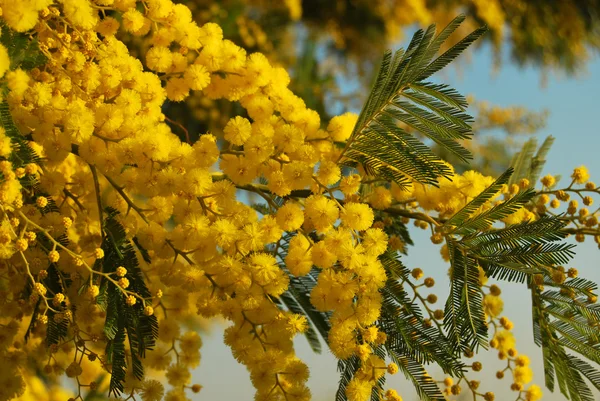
[525,384,543,401]
[327,112,358,142]
[341,203,374,231]
[345,378,372,401]
[276,202,304,231]
[572,165,590,184]
[223,116,252,146]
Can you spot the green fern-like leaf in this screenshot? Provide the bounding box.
[378,253,463,401]
[0,100,42,167]
[336,357,361,401]
[529,136,555,184]
[342,16,486,188]
[438,167,578,352]
[456,188,536,232]
[531,279,600,401]
[0,22,46,72]
[508,136,555,186]
[100,208,158,396]
[443,240,488,352]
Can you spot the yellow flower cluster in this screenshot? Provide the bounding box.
[411,168,495,216]
[484,285,541,400]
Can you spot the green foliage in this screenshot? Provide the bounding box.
[96,208,158,396]
[381,254,462,371]
[0,100,42,169]
[380,254,463,401]
[440,168,575,352]
[342,15,486,189]
[443,239,488,352]
[336,356,362,401]
[508,135,555,186]
[531,271,600,401]
[0,22,46,72]
[445,168,515,229]
[43,265,71,346]
[279,291,323,354]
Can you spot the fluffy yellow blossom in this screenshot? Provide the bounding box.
[317,161,341,186]
[483,294,504,317]
[525,384,543,401]
[276,202,304,231]
[340,174,362,195]
[139,380,165,401]
[223,116,252,146]
[305,195,339,232]
[346,378,373,401]
[540,174,556,187]
[146,46,173,72]
[492,330,516,353]
[572,165,590,184]
[327,112,358,142]
[2,0,44,32]
[122,9,146,32]
[513,366,533,385]
[369,186,393,210]
[341,203,374,231]
[184,64,211,91]
[62,0,98,29]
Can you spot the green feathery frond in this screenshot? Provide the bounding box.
[465,216,575,283]
[277,234,331,351]
[529,136,555,184]
[99,208,158,396]
[0,100,42,168]
[456,188,536,233]
[379,255,464,401]
[531,282,600,401]
[508,136,555,186]
[438,167,577,351]
[387,350,447,401]
[378,212,413,254]
[443,239,488,352]
[336,357,361,401]
[342,16,487,189]
[465,215,569,251]
[508,138,537,186]
[380,253,463,374]
[0,22,47,72]
[43,265,70,346]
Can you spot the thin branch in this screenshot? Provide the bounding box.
[63,188,86,211]
[89,164,104,233]
[211,172,441,226]
[103,173,150,224]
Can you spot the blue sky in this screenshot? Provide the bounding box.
[194,42,600,400]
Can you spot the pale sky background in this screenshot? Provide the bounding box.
[194,40,600,401]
